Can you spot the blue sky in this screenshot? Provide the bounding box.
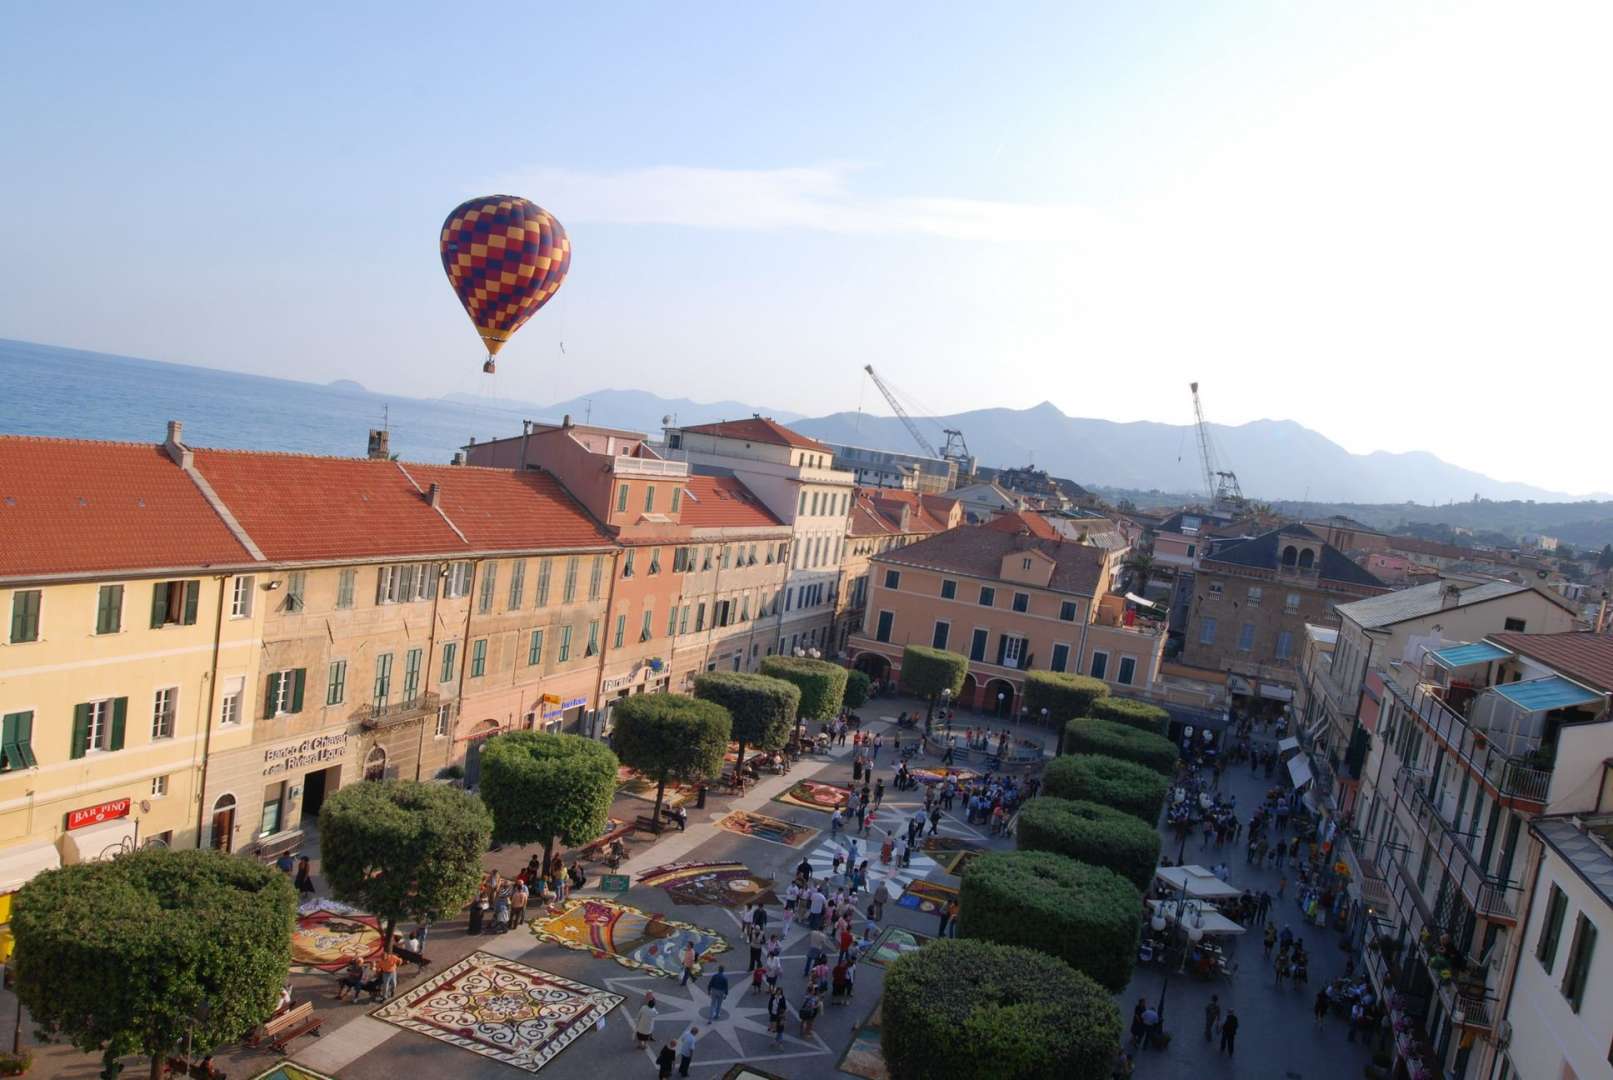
[2,3,1608,493]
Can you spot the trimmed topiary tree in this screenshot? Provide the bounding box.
[693,671,800,776]
[899,644,969,718]
[1042,753,1171,825]
[843,669,872,711]
[1023,671,1109,737]
[958,849,1141,992]
[759,655,848,722]
[1016,796,1162,891]
[611,694,731,826]
[13,848,296,1080]
[1089,696,1171,737]
[477,732,618,869]
[1062,717,1178,775]
[882,937,1123,1080]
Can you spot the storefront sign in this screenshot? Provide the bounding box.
[263,733,350,777]
[542,696,587,720]
[601,669,646,694]
[67,798,130,831]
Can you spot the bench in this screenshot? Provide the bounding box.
[633,813,666,835]
[577,821,635,862]
[261,1001,322,1054]
[390,941,432,971]
[253,829,304,864]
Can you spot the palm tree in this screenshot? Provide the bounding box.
[1122,551,1155,595]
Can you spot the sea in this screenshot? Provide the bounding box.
[0,338,535,464]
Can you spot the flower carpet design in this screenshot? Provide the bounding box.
[371,951,620,1073]
[637,861,778,908]
[772,778,850,814]
[894,879,957,913]
[245,1065,338,1080]
[717,809,817,848]
[806,832,938,898]
[291,907,384,972]
[837,1000,887,1080]
[861,925,930,967]
[528,897,729,977]
[616,767,699,807]
[604,971,831,1070]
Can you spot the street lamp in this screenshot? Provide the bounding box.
[997,690,1006,719]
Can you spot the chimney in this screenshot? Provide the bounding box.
[427,483,442,509]
[562,413,574,429]
[163,420,192,468]
[519,420,532,471]
[1441,582,1462,609]
[451,451,466,466]
[367,428,390,460]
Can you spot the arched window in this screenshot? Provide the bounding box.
[1281,545,1298,567]
[364,745,387,782]
[1298,549,1315,569]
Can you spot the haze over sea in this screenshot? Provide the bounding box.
[0,339,534,464]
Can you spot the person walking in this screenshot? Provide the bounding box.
[374,950,401,1001]
[294,856,315,901]
[1203,994,1221,1040]
[767,985,788,1047]
[1347,1001,1365,1042]
[677,1026,698,1077]
[680,942,698,986]
[634,993,658,1048]
[706,966,729,1021]
[937,898,958,938]
[1314,988,1330,1029]
[745,920,764,972]
[873,778,885,809]
[1219,1010,1239,1056]
[656,1038,677,1080]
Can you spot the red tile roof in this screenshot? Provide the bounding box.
[402,464,612,551]
[0,436,256,579]
[873,523,1105,596]
[679,475,785,529]
[850,488,958,537]
[983,509,1061,540]
[1487,631,1613,693]
[679,417,830,453]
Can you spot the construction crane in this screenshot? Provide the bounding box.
[1189,381,1244,510]
[864,363,942,458]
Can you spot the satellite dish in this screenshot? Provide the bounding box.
[662,414,672,426]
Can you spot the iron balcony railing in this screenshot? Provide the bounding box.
[1391,767,1522,923]
[1385,859,1500,1032]
[1406,683,1553,806]
[354,691,442,731]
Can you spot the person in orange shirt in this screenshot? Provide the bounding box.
[374,950,402,1000]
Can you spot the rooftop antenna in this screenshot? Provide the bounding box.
[585,398,592,425]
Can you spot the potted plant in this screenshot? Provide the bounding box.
[0,1051,31,1077]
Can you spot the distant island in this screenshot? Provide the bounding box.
[327,379,367,393]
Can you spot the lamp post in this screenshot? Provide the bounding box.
[997,690,1006,720]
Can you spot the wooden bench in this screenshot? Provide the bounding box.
[261,1001,322,1054]
[577,821,635,862]
[390,941,432,971]
[633,813,666,835]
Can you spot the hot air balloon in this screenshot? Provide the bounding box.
[440,195,570,373]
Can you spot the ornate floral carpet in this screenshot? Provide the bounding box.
[637,861,778,908]
[372,951,620,1073]
[291,906,383,972]
[772,778,849,814]
[245,1066,339,1080]
[717,809,817,848]
[528,897,729,977]
[907,766,980,786]
[861,926,930,967]
[894,879,958,913]
[616,767,699,807]
[837,1000,887,1080]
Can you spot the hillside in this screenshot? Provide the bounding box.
[444,388,802,433]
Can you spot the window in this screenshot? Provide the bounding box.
[623,549,636,578]
[644,484,656,513]
[679,605,690,635]
[1051,643,1070,673]
[435,703,453,737]
[649,549,662,575]
[777,541,789,564]
[671,486,682,513]
[371,654,393,706]
[1090,652,1109,680]
[940,579,957,600]
[403,648,422,700]
[641,610,653,642]
[562,557,579,603]
[261,782,284,836]
[326,660,347,705]
[264,670,305,718]
[1275,631,1294,661]
[336,568,356,609]
[1012,592,1029,613]
[722,545,733,569]
[617,483,629,513]
[439,641,458,683]
[470,638,487,677]
[1237,622,1255,652]
[1000,635,1026,667]
[444,562,474,598]
[798,490,808,514]
[696,603,707,631]
[883,569,901,590]
[875,611,894,643]
[1285,592,1301,614]
[703,547,714,571]
[285,572,306,612]
[558,625,573,662]
[0,711,38,770]
[1058,600,1077,622]
[536,559,552,606]
[1117,657,1136,685]
[812,492,822,515]
[583,619,601,656]
[588,555,604,600]
[478,564,497,614]
[219,677,243,726]
[1186,544,1196,559]
[149,580,199,628]
[1504,617,1527,633]
[151,774,168,798]
[96,584,124,635]
[1199,617,1217,644]
[970,628,988,662]
[72,698,125,756]
[747,544,757,566]
[508,560,526,609]
[1246,586,1262,608]
[979,586,996,607]
[528,629,544,665]
[932,621,950,650]
[1562,912,1597,1012]
[614,614,626,649]
[667,606,678,636]
[1537,884,1569,971]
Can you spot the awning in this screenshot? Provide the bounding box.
[62,818,138,865]
[1154,865,1243,901]
[1430,642,1511,670]
[1147,899,1247,936]
[1493,676,1603,714]
[1125,592,1162,611]
[1287,755,1314,789]
[1260,684,1296,703]
[1277,736,1300,754]
[1227,676,1253,696]
[1305,713,1330,741]
[0,841,60,894]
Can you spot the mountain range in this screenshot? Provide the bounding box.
[443,388,803,433]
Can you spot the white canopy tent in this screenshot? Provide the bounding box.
[1147,899,1247,936]
[1154,864,1242,901]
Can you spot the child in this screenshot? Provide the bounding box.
[750,964,766,995]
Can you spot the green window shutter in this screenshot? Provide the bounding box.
[264,672,282,718]
[150,582,169,628]
[109,697,127,751]
[182,580,199,624]
[290,669,306,713]
[0,712,16,770]
[15,712,34,768]
[70,704,89,759]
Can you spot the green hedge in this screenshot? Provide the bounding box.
[958,850,1141,993]
[843,670,871,711]
[1088,696,1170,737]
[758,656,848,721]
[900,645,969,701]
[1015,796,1161,891]
[1042,753,1170,825]
[692,672,800,755]
[882,938,1123,1080]
[1023,671,1109,734]
[1062,717,1178,775]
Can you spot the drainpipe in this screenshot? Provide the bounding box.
[415,562,448,781]
[1075,590,1094,682]
[193,574,230,846]
[596,548,622,738]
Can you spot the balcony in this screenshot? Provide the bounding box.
[1384,859,1501,1034]
[354,692,441,732]
[1391,767,1522,923]
[609,456,688,479]
[1403,683,1553,807]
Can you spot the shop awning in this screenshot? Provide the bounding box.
[1125,592,1162,611]
[1493,676,1603,714]
[1147,899,1247,936]
[62,818,138,865]
[1154,865,1243,901]
[1287,755,1314,789]
[1260,684,1296,702]
[1227,676,1253,696]
[0,841,60,894]
[1430,642,1511,669]
[1277,736,1300,754]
